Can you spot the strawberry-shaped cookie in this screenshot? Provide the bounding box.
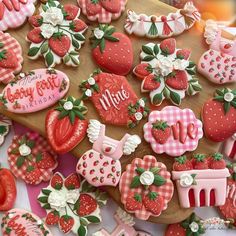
[119,155,174,220]
[79,69,149,127]
[46,96,88,154]
[202,88,236,142]
[38,172,107,236]
[7,132,58,185]
[77,120,141,187]
[133,38,202,106]
[0,115,11,146]
[78,0,126,23]
[90,25,133,75]
[0,32,23,84]
[172,153,230,208]
[27,0,87,67]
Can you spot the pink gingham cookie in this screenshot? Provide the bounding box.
[119,155,174,220]
[143,106,203,157]
[8,132,58,185]
[0,0,36,31]
[0,32,23,84]
[78,0,126,23]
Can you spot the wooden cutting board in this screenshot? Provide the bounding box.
[0,0,234,224]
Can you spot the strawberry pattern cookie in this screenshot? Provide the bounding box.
[144,106,203,157]
[78,0,126,23]
[172,153,230,208]
[119,155,173,220]
[77,119,141,187]
[46,96,88,154]
[201,88,236,142]
[133,38,201,106]
[7,132,58,185]
[90,25,133,75]
[27,0,88,67]
[79,70,149,127]
[0,32,23,84]
[38,172,107,236]
[0,0,36,31]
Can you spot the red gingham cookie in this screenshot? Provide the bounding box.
[119,155,174,220]
[78,0,126,23]
[0,31,23,84]
[8,132,58,185]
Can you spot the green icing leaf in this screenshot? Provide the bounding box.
[142,45,153,55]
[130,176,141,188]
[16,156,25,168]
[0,126,7,135]
[72,39,80,49]
[85,216,100,223]
[77,225,87,236]
[153,175,166,186]
[38,196,48,203]
[170,91,181,105]
[152,93,163,106]
[41,43,49,54]
[143,55,155,61]
[153,44,159,55]
[45,51,54,67]
[28,47,40,57]
[74,34,85,41]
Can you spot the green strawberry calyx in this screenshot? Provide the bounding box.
[193,154,206,162]
[152,120,169,131]
[212,152,223,161]
[214,88,236,114]
[175,155,187,164]
[90,24,119,53]
[55,96,88,124]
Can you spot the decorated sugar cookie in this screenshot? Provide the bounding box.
[77,119,141,187]
[46,96,88,154]
[172,153,229,208]
[90,25,133,75]
[79,70,149,127]
[201,88,236,142]
[125,2,201,38]
[78,0,126,23]
[38,172,107,236]
[8,132,58,185]
[222,133,236,161]
[0,167,17,211]
[0,32,23,84]
[0,115,11,146]
[27,0,87,67]
[144,106,203,157]
[198,20,236,84]
[1,209,53,236]
[0,69,70,113]
[0,0,36,31]
[133,38,201,106]
[119,155,173,220]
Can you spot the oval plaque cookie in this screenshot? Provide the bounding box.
[1,208,52,236]
[0,69,69,113]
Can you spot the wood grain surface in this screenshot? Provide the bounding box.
[0,0,234,224]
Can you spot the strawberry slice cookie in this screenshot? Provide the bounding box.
[144,106,203,157]
[78,0,126,23]
[0,32,23,84]
[90,25,133,75]
[119,155,174,220]
[46,96,88,154]
[79,69,149,127]
[133,38,202,106]
[38,172,107,236]
[27,0,87,67]
[202,88,236,142]
[7,132,58,185]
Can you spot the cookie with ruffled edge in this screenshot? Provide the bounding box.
[119,155,174,220]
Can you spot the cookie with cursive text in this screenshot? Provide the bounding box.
[78,0,126,23]
[79,70,149,127]
[0,115,12,146]
[0,0,36,31]
[27,0,87,67]
[0,69,70,113]
[0,32,23,84]
[1,208,53,236]
[143,106,203,157]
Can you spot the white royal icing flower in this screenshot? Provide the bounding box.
[173,59,189,71]
[88,77,96,85]
[180,173,194,187]
[40,24,56,39]
[140,171,155,186]
[85,89,92,97]
[48,191,67,212]
[63,101,73,111]
[134,112,143,121]
[189,221,199,232]
[94,28,104,39]
[41,7,64,26]
[138,98,145,108]
[66,189,80,204]
[156,57,174,76]
[128,11,139,22]
[19,144,31,156]
[224,92,234,102]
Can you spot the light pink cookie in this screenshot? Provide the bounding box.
[0,32,23,84]
[0,69,70,113]
[119,155,174,220]
[78,0,126,23]
[144,106,203,157]
[1,208,53,236]
[77,119,141,187]
[0,0,36,31]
